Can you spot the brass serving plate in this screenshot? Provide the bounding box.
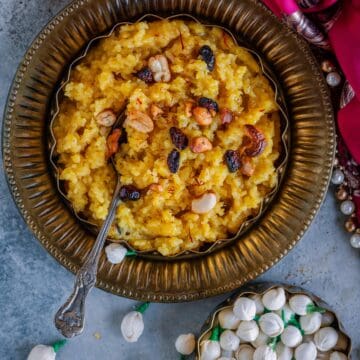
[48,13,289,259]
[197,283,352,358]
[2,0,334,302]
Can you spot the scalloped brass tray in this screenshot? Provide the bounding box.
[2,0,334,302]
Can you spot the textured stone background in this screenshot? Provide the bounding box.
[0,1,359,359]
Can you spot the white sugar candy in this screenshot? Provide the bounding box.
[262,287,286,311]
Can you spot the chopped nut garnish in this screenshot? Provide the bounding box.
[191,192,217,214]
[148,55,171,82]
[192,107,212,126]
[96,109,116,127]
[220,108,233,125]
[243,124,266,157]
[241,156,255,176]
[150,104,163,118]
[106,129,122,159]
[125,110,154,133]
[185,101,195,117]
[148,183,163,193]
[190,136,213,153]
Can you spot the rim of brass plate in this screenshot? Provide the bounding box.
[48,13,290,260]
[2,0,335,302]
[197,282,352,358]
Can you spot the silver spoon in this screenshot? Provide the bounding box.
[54,111,126,338]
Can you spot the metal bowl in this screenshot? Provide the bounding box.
[197,282,352,359]
[2,0,334,301]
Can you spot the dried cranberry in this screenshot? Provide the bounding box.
[199,45,215,71]
[169,127,188,150]
[167,149,180,173]
[198,97,219,113]
[224,150,241,173]
[135,67,154,83]
[119,185,141,202]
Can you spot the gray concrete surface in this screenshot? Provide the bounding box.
[0,1,359,359]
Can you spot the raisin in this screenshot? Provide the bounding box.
[167,149,180,173]
[224,150,241,173]
[135,67,154,83]
[198,97,219,113]
[169,127,188,150]
[199,45,215,71]
[119,185,141,202]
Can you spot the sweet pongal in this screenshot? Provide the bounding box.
[53,20,280,256]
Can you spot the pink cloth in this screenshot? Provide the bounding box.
[262,0,360,163]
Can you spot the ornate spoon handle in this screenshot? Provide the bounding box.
[54,177,122,338]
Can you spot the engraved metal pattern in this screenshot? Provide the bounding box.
[48,13,289,259]
[2,0,335,302]
[197,282,352,359]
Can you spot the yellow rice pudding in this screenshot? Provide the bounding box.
[53,20,280,256]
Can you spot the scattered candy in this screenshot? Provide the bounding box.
[300,312,322,335]
[276,304,295,325]
[235,344,255,360]
[250,294,265,315]
[233,297,256,321]
[199,288,349,359]
[220,330,240,351]
[218,308,241,330]
[289,295,315,315]
[200,326,221,360]
[314,327,339,352]
[236,320,259,342]
[294,341,317,360]
[250,331,269,348]
[105,243,128,264]
[175,333,196,355]
[321,311,335,327]
[259,312,284,337]
[276,342,293,360]
[27,341,66,360]
[330,351,348,360]
[120,302,149,343]
[253,344,277,360]
[262,287,286,311]
[281,325,303,347]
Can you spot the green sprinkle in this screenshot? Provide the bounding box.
[267,336,279,350]
[209,325,221,341]
[254,314,260,322]
[264,308,271,314]
[136,302,150,314]
[307,304,326,314]
[126,250,137,257]
[52,340,66,353]
[180,355,186,360]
